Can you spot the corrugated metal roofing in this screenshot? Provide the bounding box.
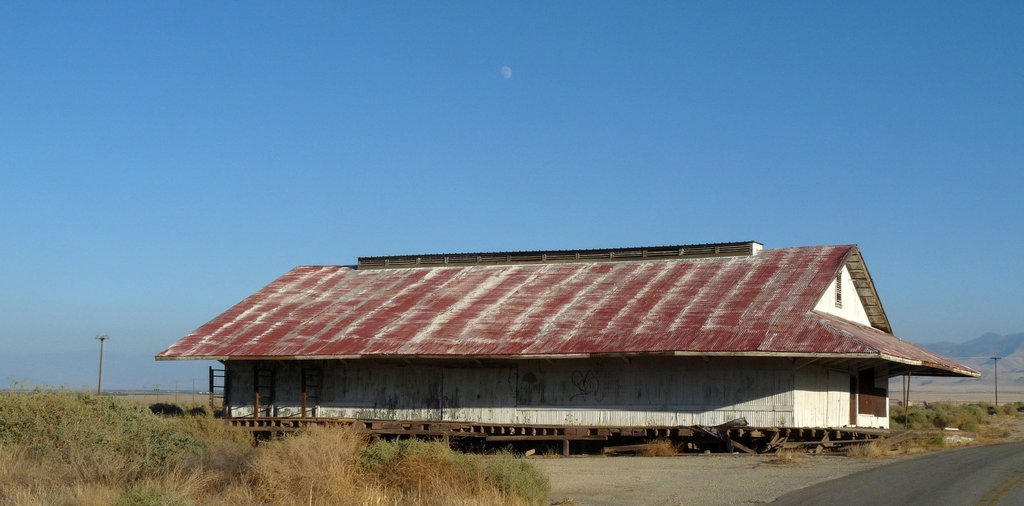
[156,245,978,377]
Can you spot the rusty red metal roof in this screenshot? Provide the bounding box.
[156,245,978,377]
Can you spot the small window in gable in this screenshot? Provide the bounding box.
[835,273,843,308]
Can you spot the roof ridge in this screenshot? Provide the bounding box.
[357,241,764,270]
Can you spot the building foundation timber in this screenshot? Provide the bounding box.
[226,416,887,454]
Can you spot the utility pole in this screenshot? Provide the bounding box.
[192,378,197,404]
[991,357,1000,406]
[901,371,913,428]
[95,335,109,395]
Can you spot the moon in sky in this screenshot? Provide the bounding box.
[501,66,512,79]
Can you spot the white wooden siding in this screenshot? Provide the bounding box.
[794,366,852,427]
[814,265,872,326]
[826,369,851,426]
[225,357,797,426]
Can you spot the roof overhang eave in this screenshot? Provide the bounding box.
[877,352,981,378]
[157,350,918,363]
[156,350,979,377]
[155,355,236,361]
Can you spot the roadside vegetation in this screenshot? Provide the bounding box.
[841,400,1024,458]
[0,388,549,505]
[890,401,1024,432]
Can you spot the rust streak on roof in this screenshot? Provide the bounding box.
[157,244,979,377]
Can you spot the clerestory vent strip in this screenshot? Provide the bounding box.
[358,241,763,270]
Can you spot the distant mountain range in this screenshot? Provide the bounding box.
[924,332,1024,382]
[926,332,1024,365]
[907,332,1024,395]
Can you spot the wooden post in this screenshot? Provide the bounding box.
[254,391,260,420]
[95,335,108,395]
[209,366,215,410]
[992,357,1000,406]
[301,391,308,419]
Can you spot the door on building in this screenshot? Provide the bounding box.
[826,369,851,426]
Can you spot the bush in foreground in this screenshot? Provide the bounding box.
[0,388,206,483]
[0,389,549,505]
[360,439,549,504]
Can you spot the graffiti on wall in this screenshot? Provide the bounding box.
[569,369,603,402]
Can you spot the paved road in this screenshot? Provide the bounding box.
[774,442,1024,505]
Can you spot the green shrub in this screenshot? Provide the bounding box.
[999,403,1021,416]
[902,409,931,429]
[360,439,549,504]
[962,404,987,422]
[360,438,419,469]
[927,404,954,428]
[0,389,205,474]
[892,402,1019,431]
[484,451,551,505]
[149,403,185,416]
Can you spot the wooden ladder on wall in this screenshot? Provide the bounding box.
[208,366,226,411]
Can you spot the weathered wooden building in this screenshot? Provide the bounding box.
[158,242,977,433]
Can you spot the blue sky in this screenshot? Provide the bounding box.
[1,2,1022,389]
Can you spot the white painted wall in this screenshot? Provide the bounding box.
[225,357,890,428]
[814,265,872,326]
[793,366,852,427]
[511,358,794,427]
[225,357,796,426]
[827,369,852,427]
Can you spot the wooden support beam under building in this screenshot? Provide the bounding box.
[224,417,891,455]
[728,439,757,454]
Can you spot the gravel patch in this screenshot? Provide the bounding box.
[534,454,897,505]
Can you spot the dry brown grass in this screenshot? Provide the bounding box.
[842,434,956,459]
[240,426,371,505]
[974,414,1022,443]
[899,437,951,455]
[0,443,120,505]
[2,426,543,505]
[638,439,678,457]
[844,440,886,458]
[764,447,806,466]
[0,390,549,505]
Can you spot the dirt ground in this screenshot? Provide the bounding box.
[534,454,892,505]
[535,416,1024,505]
